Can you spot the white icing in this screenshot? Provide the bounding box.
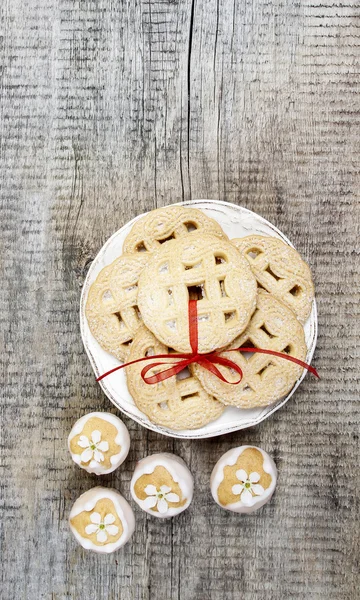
[210,446,277,514]
[69,487,135,553]
[130,453,194,518]
[68,412,130,475]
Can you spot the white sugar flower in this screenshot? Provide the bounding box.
[77,430,109,463]
[143,484,180,514]
[232,470,265,505]
[85,512,119,543]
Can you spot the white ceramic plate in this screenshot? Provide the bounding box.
[80,200,317,439]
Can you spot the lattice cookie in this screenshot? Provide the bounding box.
[232,235,314,323]
[125,326,224,430]
[137,233,258,353]
[85,253,148,361]
[123,205,228,254]
[192,291,307,409]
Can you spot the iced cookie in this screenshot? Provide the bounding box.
[68,412,130,475]
[137,233,257,353]
[125,326,224,430]
[123,205,228,254]
[211,446,277,513]
[69,487,135,552]
[131,453,193,518]
[192,290,307,408]
[85,252,148,361]
[232,235,314,323]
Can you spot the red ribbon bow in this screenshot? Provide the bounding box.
[97,301,319,384]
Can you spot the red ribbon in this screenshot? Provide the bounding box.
[97,300,319,384]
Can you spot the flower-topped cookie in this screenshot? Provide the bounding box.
[211,446,277,513]
[130,453,193,518]
[68,412,130,475]
[69,487,135,553]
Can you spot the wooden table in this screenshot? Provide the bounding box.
[1,1,359,598]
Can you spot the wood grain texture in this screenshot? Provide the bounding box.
[1,0,359,598]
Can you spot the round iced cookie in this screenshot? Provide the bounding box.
[69,487,135,553]
[211,446,277,514]
[130,453,193,518]
[68,412,130,475]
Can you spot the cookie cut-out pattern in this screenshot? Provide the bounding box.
[123,205,228,253]
[137,233,257,353]
[192,291,307,408]
[125,326,224,430]
[232,235,314,323]
[85,253,148,361]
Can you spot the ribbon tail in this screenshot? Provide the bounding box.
[230,347,320,379]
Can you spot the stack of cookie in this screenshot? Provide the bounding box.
[86,205,315,431]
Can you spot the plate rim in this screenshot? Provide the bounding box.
[80,199,318,439]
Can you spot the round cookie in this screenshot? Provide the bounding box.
[211,446,277,513]
[137,233,257,353]
[68,412,130,475]
[232,235,315,323]
[125,326,224,430]
[85,252,148,362]
[192,290,307,408]
[123,205,228,254]
[69,487,135,552]
[131,453,193,518]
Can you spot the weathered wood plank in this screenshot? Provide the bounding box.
[0,0,359,598]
